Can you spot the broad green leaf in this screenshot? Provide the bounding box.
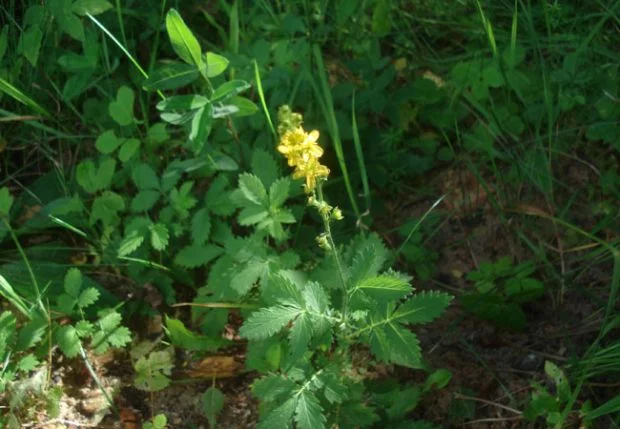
[143,63,199,91]
[229,96,258,116]
[156,94,209,111]
[131,190,160,212]
[76,157,116,193]
[268,178,290,208]
[72,0,113,15]
[118,138,141,162]
[165,317,227,351]
[239,173,268,206]
[149,223,169,251]
[189,104,213,154]
[376,324,422,368]
[132,163,159,190]
[0,187,14,217]
[109,86,135,126]
[56,325,81,357]
[295,391,326,429]
[204,52,229,77]
[147,123,170,145]
[174,244,222,268]
[191,207,211,244]
[201,387,225,428]
[18,26,43,67]
[302,281,329,313]
[205,175,235,216]
[238,206,269,225]
[239,305,302,340]
[95,130,122,154]
[49,0,84,41]
[166,9,203,67]
[134,351,173,392]
[230,261,266,296]
[354,274,411,302]
[212,80,251,101]
[251,149,279,187]
[393,291,453,324]
[64,268,83,298]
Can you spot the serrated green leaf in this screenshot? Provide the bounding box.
[134,351,173,392]
[239,173,268,206]
[289,313,312,361]
[381,324,421,368]
[231,260,266,296]
[354,275,411,302]
[95,129,122,154]
[16,316,47,351]
[64,268,82,298]
[250,149,279,187]
[191,207,211,244]
[131,190,160,212]
[143,62,199,91]
[239,305,302,340]
[238,205,269,225]
[174,244,223,268]
[109,86,135,126]
[202,387,225,428]
[17,354,40,372]
[295,391,326,429]
[302,281,329,313]
[149,223,169,251]
[349,240,388,287]
[252,375,297,402]
[205,175,235,216]
[107,326,131,347]
[75,320,94,337]
[393,291,453,324]
[258,397,297,429]
[170,181,197,219]
[166,9,203,67]
[269,178,290,208]
[56,325,81,358]
[77,287,100,308]
[204,52,229,77]
[118,229,145,256]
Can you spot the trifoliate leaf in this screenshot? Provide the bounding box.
[149,223,169,251]
[393,291,453,325]
[77,157,116,193]
[191,207,212,244]
[295,391,326,429]
[174,244,223,268]
[77,287,100,309]
[131,190,160,212]
[134,350,173,392]
[90,191,125,226]
[64,268,82,298]
[239,173,268,206]
[269,177,290,208]
[56,325,81,358]
[239,305,302,340]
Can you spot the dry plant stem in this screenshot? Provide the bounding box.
[316,183,349,318]
[454,393,522,415]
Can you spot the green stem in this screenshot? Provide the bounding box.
[4,218,40,300]
[316,183,349,318]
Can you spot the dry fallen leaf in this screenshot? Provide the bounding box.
[185,355,244,379]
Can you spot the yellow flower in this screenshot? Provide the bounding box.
[277,126,329,192]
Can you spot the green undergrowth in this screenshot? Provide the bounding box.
[0,0,618,428]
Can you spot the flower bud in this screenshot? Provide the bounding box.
[331,207,343,221]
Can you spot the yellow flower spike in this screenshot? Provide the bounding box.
[277,124,329,192]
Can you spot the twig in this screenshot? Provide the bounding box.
[463,416,523,425]
[454,393,522,415]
